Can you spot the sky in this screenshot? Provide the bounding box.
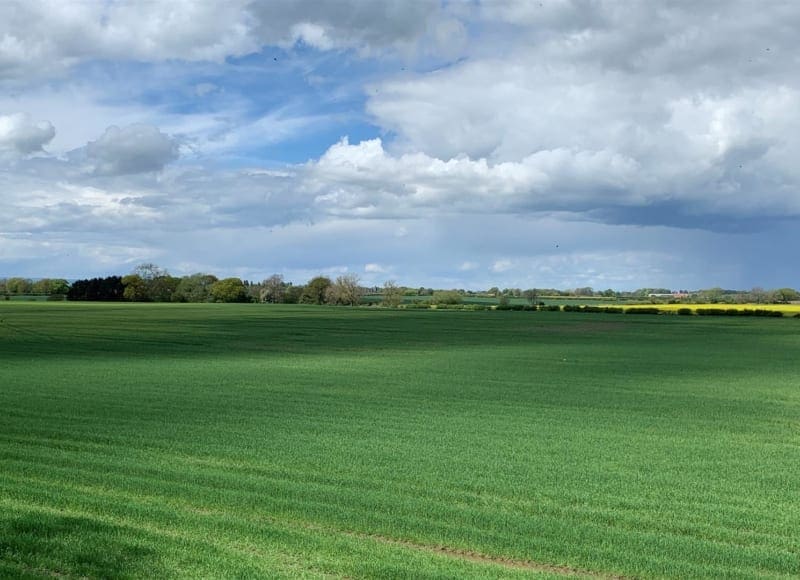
[1,0,799,291]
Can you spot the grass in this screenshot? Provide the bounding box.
[1,302,799,578]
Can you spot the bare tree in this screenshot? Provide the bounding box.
[381,280,403,307]
[260,274,285,303]
[326,274,364,306]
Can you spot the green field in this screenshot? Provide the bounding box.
[1,303,799,578]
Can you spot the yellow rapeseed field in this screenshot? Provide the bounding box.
[627,303,800,314]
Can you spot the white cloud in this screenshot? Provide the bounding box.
[491,259,514,273]
[0,113,55,155]
[0,1,257,81]
[85,124,179,175]
[306,137,643,217]
[364,263,386,273]
[364,73,800,223]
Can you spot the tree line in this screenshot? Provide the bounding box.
[0,277,70,297]
[3,266,799,306]
[54,265,368,305]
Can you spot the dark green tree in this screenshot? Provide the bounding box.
[172,274,218,302]
[300,276,332,305]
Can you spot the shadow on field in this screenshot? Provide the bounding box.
[0,307,634,361]
[0,511,166,578]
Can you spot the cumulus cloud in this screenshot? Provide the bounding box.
[304,137,642,216]
[3,1,800,289]
[0,1,256,80]
[85,124,178,175]
[0,113,55,155]
[361,2,800,228]
[0,0,444,83]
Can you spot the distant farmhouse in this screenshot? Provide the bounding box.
[648,292,690,299]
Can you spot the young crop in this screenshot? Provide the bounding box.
[1,303,799,578]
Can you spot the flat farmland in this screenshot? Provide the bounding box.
[1,303,798,578]
[633,303,800,315]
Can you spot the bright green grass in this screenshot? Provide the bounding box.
[1,303,799,578]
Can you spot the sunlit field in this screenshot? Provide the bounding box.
[1,303,799,578]
[629,303,800,315]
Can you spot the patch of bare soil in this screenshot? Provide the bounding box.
[347,531,630,578]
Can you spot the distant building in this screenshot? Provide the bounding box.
[648,292,689,299]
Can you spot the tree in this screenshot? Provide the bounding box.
[149,275,180,302]
[260,274,285,303]
[432,290,462,305]
[698,287,725,303]
[31,278,69,295]
[772,288,800,303]
[123,263,175,301]
[522,288,539,305]
[381,281,403,307]
[326,274,364,306]
[173,274,218,302]
[67,277,124,301]
[122,274,149,301]
[134,263,167,281]
[747,287,769,304]
[5,277,32,294]
[300,276,331,305]
[283,284,303,304]
[210,278,250,303]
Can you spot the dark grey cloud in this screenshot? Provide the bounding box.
[248,0,440,51]
[0,0,446,84]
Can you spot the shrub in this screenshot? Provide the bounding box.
[432,291,462,305]
[696,308,726,316]
[626,307,661,315]
[677,308,693,315]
